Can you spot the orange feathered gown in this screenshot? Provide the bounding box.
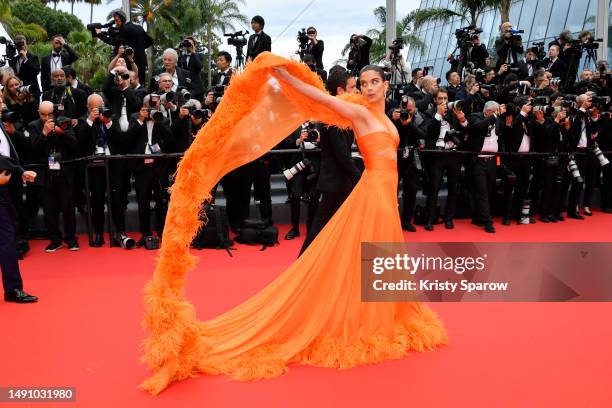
[140,52,448,395]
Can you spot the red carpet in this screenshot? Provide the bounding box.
[1,215,612,407]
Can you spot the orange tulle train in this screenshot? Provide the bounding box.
[140,52,448,395]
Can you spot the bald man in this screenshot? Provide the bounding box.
[29,100,79,252]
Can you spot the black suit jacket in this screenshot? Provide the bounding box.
[247,31,272,61]
[306,40,324,69]
[42,87,88,120]
[40,45,79,92]
[98,22,153,76]
[125,118,174,172]
[74,81,93,97]
[466,113,503,152]
[102,75,143,124]
[9,53,40,96]
[211,68,233,87]
[567,110,600,151]
[316,126,361,193]
[425,107,469,150]
[502,112,532,153]
[28,118,78,185]
[542,57,567,81]
[178,52,204,100]
[77,119,125,156]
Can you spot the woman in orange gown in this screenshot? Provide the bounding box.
[140,52,448,395]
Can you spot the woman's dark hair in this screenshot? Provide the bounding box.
[359,65,385,80]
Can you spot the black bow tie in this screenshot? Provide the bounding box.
[53,53,61,58]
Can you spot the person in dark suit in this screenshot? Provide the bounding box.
[94,9,154,85]
[129,70,148,100]
[0,155,38,303]
[29,101,80,251]
[299,67,361,254]
[40,34,79,93]
[102,66,142,129]
[543,44,567,82]
[346,34,372,75]
[304,27,324,70]
[126,97,174,245]
[178,37,204,101]
[8,35,41,97]
[63,65,93,97]
[495,22,524,70]
[42,68,88,127]
[148,48,191,94]
[466,101,506,233]
[211,51,233,87]
[405,68,424,97]
[246,15,271,63]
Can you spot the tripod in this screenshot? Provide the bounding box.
[234,44,245,71]
[389,50,408,100]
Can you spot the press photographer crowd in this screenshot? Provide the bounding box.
[2,10,612,302]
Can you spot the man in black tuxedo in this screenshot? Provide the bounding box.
[129,70,148,100]
[95,10,153,85]
[212,51,233,87]
[149,48,191,94]
[8,35,41,97]
[178,37,204,101]
[543,44,567,82]
[0,156,38,303]
[126,97,174,246]
[29,101,80,251]
[346,34,372,75]
[405,68,424,97]
[247,15,271,63]
[63,65,93,97]
[299,67,361,255]
[103,66,142,129]
[40,34,79,93]
[466,101,507,233]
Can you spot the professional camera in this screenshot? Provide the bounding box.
[224,31,248,48]
[532,96,550,105]
[116,233,136,250]
[454,25,483,47]
[17,85,32,94]
[529,41,546,60]
[389,37,404,53]
[591,141,610,167]
[146,108,164,122]
[399,95,412,121]
[123,46,134,57]
[99,106,113,119]
[447,100,464,112]
[301,121,320,143]
[159,91,176,104]
[297,28,309,48]
[177,87,191,101]
[444,129,463,146]
[187,106,207,120]
[549,77,563,87]
[87,21,120,42]
[533,105,554,116]
[0,36,18,64]
[113,71,130,81]
[212,85,225,105]
[283,158,312,181]
[567,155,584,183]
[52,105,72,130]
[0,109,20,124]
[590,96,610,106]
[179,39,192,48]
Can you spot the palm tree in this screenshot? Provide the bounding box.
[195,0,248,87]
[85,0,102,24]
[63,0,84,15]
[0,0,47,42]
[68,29,112,84]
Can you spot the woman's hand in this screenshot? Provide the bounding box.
[272,67,293,84]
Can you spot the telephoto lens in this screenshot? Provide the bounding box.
[118,233,135,250]
[567,156,584,184]
[591,142,610,167]
[520,200,531,225]
[283,159,311,181]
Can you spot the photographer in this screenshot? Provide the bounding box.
[7,35,40,97]
[178,37,204,102]
[501,98,536,224]
[391,95,426,232]
[466,101,507,233]
[283,122,321,240]
[108,45,139,79]
[29,101,79,252]
[495,23,528,80]
[446,71,463,102]
[2,74,38,129]
[102,65,142,132]
[543,44,566,83]
[598,106,612,213]
[455,74,486,115]
[173,99,206,153]
[299,67,361,253]
[405,68,424,96]
[212,51,233,87]
[415,76,438,113]
[424,86,469,231]
[468,34,489,70]
[77,94,128,247]
[128,70,147,100]
[304,27,324,70]
[247,15,271,63]
[42,68,88,139]
[126,96,174,246]
[149,49,191,95]
[565,94,600,219]
[93,10,153,85]
[534,107,569,222]
[346,34,372,75]
[41,34,79,93]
